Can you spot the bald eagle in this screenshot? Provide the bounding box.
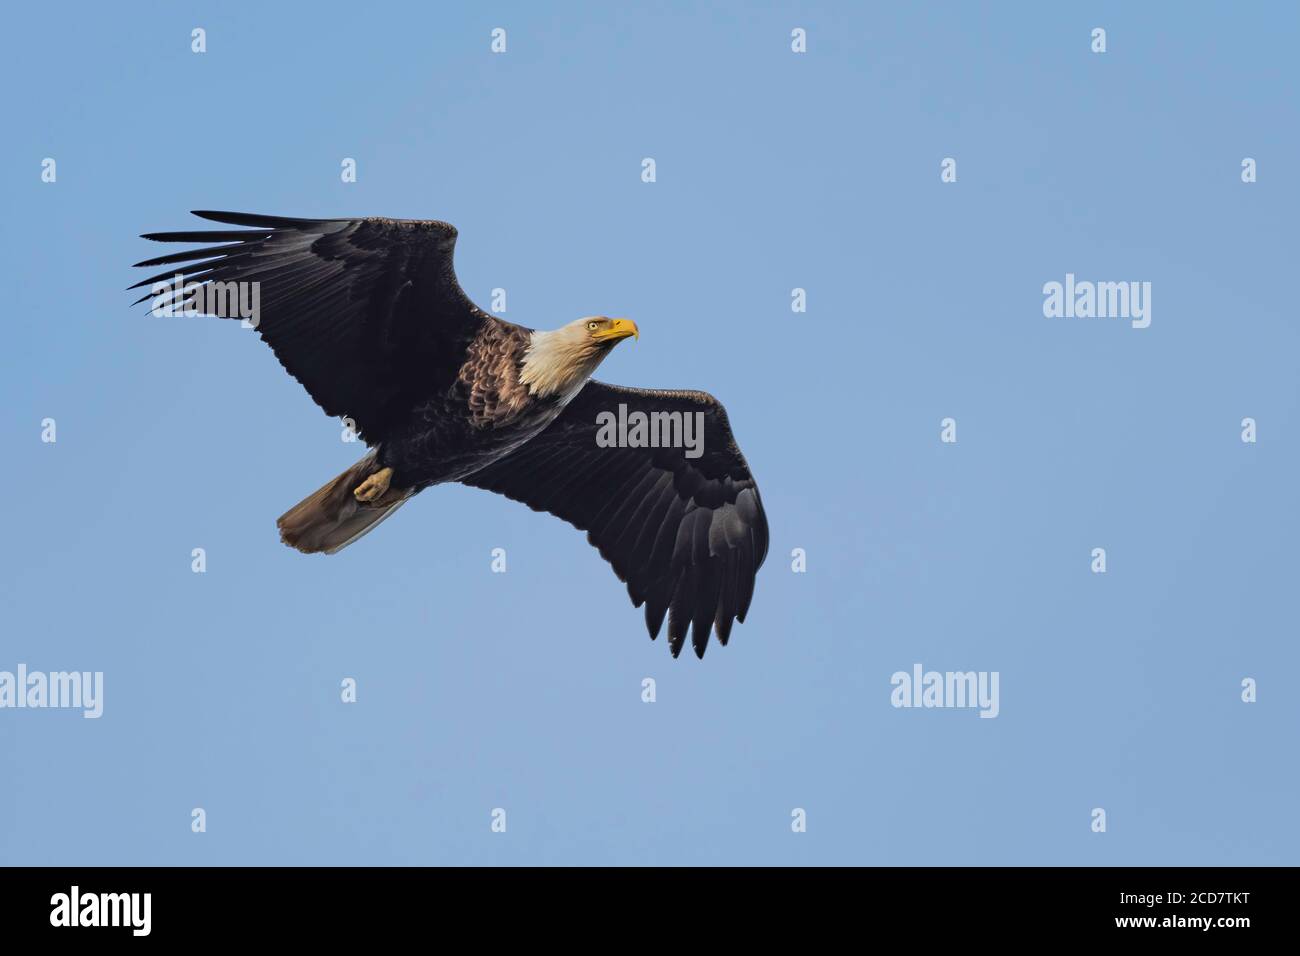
[131,211,768,657]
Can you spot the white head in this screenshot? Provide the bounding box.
[519,316,639,401]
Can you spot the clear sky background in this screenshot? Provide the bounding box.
[1,1,1297,866]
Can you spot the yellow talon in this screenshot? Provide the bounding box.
[353,466,393,503]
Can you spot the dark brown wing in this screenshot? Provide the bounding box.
[130,211,516,442]
[462,381,769,658]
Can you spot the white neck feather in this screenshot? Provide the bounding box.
[519,327,603,401]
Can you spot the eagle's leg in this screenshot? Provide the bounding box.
[353,466,394,503]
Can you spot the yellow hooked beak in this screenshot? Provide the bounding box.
[592,318,639,343]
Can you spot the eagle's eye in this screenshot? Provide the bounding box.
[587,321,600,332]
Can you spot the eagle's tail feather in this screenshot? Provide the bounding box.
[277,452,411,555]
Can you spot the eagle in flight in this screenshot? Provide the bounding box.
[131,211,768,657]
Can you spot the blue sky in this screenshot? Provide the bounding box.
[1,1,1297,865]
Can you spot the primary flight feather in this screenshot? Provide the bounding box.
[131,211,768,658]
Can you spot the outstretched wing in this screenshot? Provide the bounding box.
[462,381,769,658]
[131,211,513,442]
